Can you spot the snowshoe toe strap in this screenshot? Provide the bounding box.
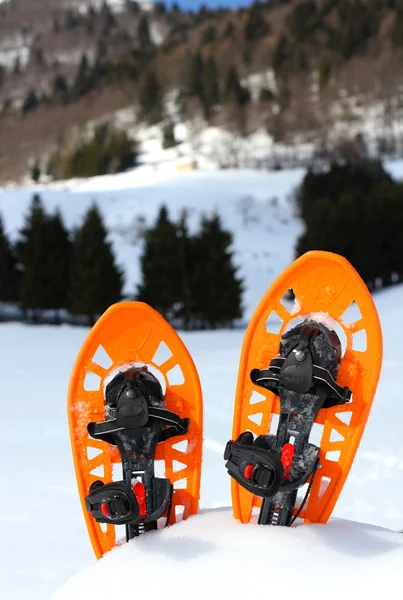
[251,359,351,404]
[88,409,189,441]
[85,481,140,525]
[224,433,284,498]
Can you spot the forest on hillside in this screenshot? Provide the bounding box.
[2,0,403,181]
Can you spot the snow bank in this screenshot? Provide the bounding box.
[53,509,403,600]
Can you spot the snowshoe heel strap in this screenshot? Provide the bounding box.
[224,434,284,498]
[144,477,173,522]
[85,481,140,525]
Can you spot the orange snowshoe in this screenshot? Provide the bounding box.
[68,302,203,558]
[225,251,382,526]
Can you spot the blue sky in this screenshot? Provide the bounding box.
[165,0,255,9]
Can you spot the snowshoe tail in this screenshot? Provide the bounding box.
[227,251,382,526]
[68,302,203,558]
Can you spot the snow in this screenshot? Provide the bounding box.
[1,163,403,597]
[0,281,403,599]
[0,168,304,321]
[52,511,403,600]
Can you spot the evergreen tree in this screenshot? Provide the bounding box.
[138,15,152,49]
[223,66,250,106]
[191,214,243,328]
[128,0,140,13]
[42,210,71,318]
[0,65,5,89]
[0,215,18,303]
[13,56,21,74]
[244,2,270,41]
[137,206,179,320]
[188,51,205,101]
[53,74,69,104]
[202,25,217,44]
[163,121,177,148]
[272,33,291,73]
[222,21,235,39]
[22,88,39,116]
[203,56,220,117]
[318,53,331,90]
[155,2,166,16]
[70,205,123,325]
[72,54,93,100]
[139,70,163,124]
[31,160,40,182]
[175,210,194,329]
[296,157,401,290]
[16,194,50,317]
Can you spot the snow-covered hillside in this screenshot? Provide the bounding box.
[2,160,403,319]
[0,167,305,320]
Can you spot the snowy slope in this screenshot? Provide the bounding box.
[1,160,403,319]
[0,168,304,320]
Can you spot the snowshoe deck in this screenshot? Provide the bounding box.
[228,251,382,525]
[68,302,203,558]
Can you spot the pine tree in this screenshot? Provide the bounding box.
[203,57,220,118]
[188,51,205,101]
[223,66,250,106]
[137,206,180,320]
[16,194,50,318]
[53,74,69,104]
[272,33,291,74]
[42,210,71,318]
[138,15,152,49]
[163,121,177,148]
[0,215,18,303]
[70,205,123,325]
[175,210,194,329]
[191,213,243,328]
[0,65,5,89]
[244,2,270,41]
[139,70,163,124]
[22,88,39,116]
[72,54,93,100]
[31,160,41,182]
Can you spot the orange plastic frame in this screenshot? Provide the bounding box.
[68,302,203,558]
[231,251,383,525]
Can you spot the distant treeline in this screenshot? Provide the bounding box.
[297,152,403,289]
[0,195,243,329]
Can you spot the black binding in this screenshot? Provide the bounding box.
[85,369,188,540]
[225,320,352,526]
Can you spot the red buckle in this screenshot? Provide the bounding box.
[132,480,147,516]
[100,502,109,517]
[243,464,255,480]
[280,443,295,480]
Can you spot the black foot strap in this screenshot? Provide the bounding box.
[251,359,351,404]
[224,432,284,498]
[88,407,190,443]
[85,481,140,525]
